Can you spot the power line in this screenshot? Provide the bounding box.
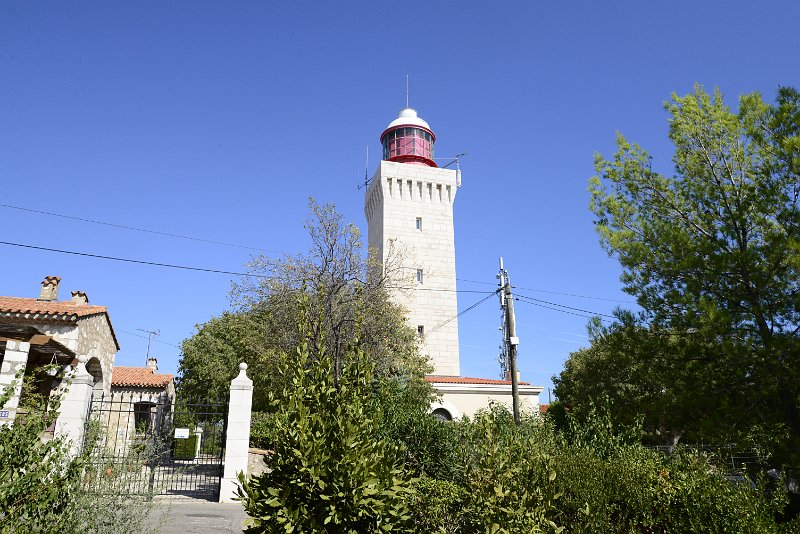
[119,329,182,349]
[387,285,495,294]
[514,297,613,322]
[512,285,634,304]
[515,293,617,319]
[0,202,280,254]
[0,240,490,294]
[2,202,635,305]
[0,240,267,277]
[515,293,617,320]
[455,277,498,286]
[429,290,499,335]
[451,277,634,304]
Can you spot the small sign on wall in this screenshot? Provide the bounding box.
[0,410,9,418]
[174,428,190,439]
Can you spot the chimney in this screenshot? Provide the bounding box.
[38,276,62,301]
[503,369,521,382]
[146,357,158,372]
[71,290,90,305]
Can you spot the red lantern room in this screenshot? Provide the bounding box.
[380,108,437,167]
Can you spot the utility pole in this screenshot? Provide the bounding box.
[498,257,521,425]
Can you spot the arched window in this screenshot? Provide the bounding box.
[432,408,452,422]
[86,357,104,392]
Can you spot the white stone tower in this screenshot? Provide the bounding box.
[364,107,461,376]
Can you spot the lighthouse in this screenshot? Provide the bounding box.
[364,106,461,376]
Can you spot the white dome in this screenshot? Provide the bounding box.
[386,107,431,130]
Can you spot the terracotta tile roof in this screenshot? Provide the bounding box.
[425,375,531,386]
[539,404,550,414]
[0,296,108,319]
[111,366,173,388]
[0,296,120,350]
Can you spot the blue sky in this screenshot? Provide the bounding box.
[2,2,799,398]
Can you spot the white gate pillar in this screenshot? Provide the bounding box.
[220,362,253,503]
[55,355,95,458]
[0,340,31,425]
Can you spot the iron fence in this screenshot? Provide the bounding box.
[83,391,228,500]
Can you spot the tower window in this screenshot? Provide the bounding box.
[417,325,425,336]
[416,217,422,230]
[416,269,424,285]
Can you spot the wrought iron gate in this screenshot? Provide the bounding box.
[84,391,228,500]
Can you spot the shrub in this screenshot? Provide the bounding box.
[171,433,199,460]
[377,376,462,482]
[541,406,789,532]
[407,477,468,533]
[0,404,84,532]
[249,411,282,450]
[237,345,413,533]
[458,406,561,533]
[403,404,792,533]
[0,371,158,533]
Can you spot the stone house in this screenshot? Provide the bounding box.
[98,359,175,454]
[0,276,119,424]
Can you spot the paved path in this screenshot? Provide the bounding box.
[152,500,248,533]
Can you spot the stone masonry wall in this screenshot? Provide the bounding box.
[77,314,117,394]
[365,160,460,376]
[13,314,116,394]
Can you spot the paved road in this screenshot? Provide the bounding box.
[152,500,248,533]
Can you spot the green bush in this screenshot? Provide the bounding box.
[249,411,282,450]
[398,404,793,533]
[0,406,83,532]
[0,371,158,533]
[457,406,561,533]
[377,377,462,482]
[235,346,795,532]
[171,433,199,460]
[237,345,413,533]
[407,477,468,533]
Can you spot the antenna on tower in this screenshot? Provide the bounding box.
[442,151,468,169]
[406,74,409,108]
[358,145,372,190]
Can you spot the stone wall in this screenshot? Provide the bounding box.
[0,340,30,421]
[247,447,271,478]
[35,313,117,394]
[77,314,118,394]
[38,322,80,352]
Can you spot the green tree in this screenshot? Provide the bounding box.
[177,199,432,410]
[588,85,800,462]
[554,316,714,448]
[178,309,285,412]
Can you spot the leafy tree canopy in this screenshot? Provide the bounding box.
[581,85,800,463]
[177,199,433,412]
[554,315,738,449]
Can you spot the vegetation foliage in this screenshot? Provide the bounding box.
[177,199,433,412]
[238,343,798,532]
[0,369,158,533]
[237,345,413,532]
[191,91,800,527]
[574,85,800,468]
